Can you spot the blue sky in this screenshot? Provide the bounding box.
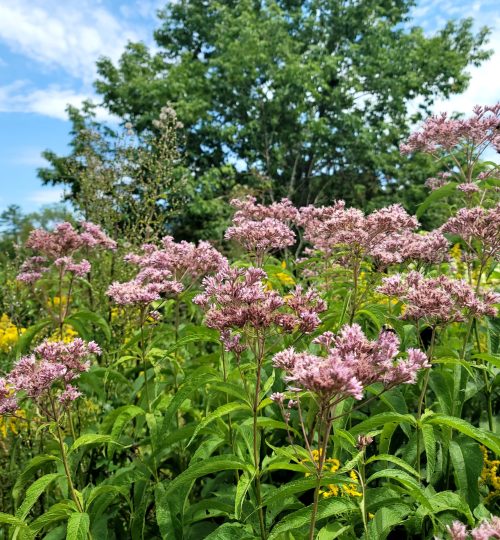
[0,0,498,214]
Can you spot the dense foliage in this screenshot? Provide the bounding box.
[39,0,491,240]
[0,104,499,539]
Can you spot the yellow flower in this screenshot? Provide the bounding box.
[0,314,25,352]
[47,296,69,308]
[302,450,361,499]
[276,272,296,286]
[480,446,500,501]
[49,325,79,343]
[0,410,25,438]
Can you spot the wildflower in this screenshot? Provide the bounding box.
[225,196,298,261]
[273,324,429,403]
[400,104,500,156]
[5,339,99,405]
[17,221,116,284]
[443,516,500,540]
[425,172,452,191]
[441,204,500,262]
[298,201,430,267]
[0,314,25,352]
[108,236,225,306]
[0,379,18,415]
[378,271,499,324]
[194,264,325,335]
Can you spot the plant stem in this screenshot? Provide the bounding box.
[253,350,266,539]
[308,410,332,540]
[415,328,435,479]
[51,400,83,513]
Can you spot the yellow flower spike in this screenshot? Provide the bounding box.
[281,260,287,269]
[276,272,296,286]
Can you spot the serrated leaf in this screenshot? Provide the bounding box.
[268,497,357,539]
[162,455,249,497]
[66,512,90,540]
[16,473,64,520]
[187,402,251,446]
[421,424,437,483]
[449,437,483,509]
[424,414,500,454]
[13,454,61,507]
[69,433,119,455]
[416,182,458,218]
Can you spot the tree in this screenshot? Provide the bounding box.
[40,0,491,238]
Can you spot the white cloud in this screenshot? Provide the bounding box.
[0,0,151,84]
[29,187,65,205]
[432,23,500,115]
[0,81,119,122]
[7,147,49,167]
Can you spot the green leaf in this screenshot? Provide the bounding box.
[187,402,251,446]
[366,469,432,511]
[66,512,90,540]
[424,414,500,454]
[69,433,119,455]
[235,471,255,520]
[449,437,483,509]
[416,182,458,218]
[421,424,437,483]
[13,454,61,507]
[349,413,416,437]
[203,523,257,539]
[29,501,76,534]
[14,319,52,355]
[365,505,411,540]
[66,309,111,341]
[162,455,249,497]
[159,370,218,439]
[268,497,357,539]
[365,454,419,479]
[16,473,64,520]
[0,512,29,526]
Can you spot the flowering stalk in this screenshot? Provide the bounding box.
[272,325,428,537]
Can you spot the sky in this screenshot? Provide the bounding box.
[0,0,498,214]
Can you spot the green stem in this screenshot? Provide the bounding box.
[308,410,332,540]
[253,353,266,540]
[416,328,435,479]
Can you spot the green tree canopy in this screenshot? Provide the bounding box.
[40,0,491,238]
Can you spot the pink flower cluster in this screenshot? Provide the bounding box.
[441,204,500,262]
[378,271,499,323]
[446,517,500,540]
[425,172,453,191]
[299,201,446,266]
[0,338,100,414]
[400,103,500,155]
[107,236,225,306]
[272,324,429,402]
[225,196,297,259]
[18,221,116,283]
[193,264,326,347]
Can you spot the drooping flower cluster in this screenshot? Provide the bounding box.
[0,338,100,415]
[441,204,500,262]
[298,201,440,267]
[107,236,225,306]
[193,263,326,351]
[272,324,429,403]
[18,221,116,283]
[225,196,297,261]
[378,271,499,324]
[445,516,500,540]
